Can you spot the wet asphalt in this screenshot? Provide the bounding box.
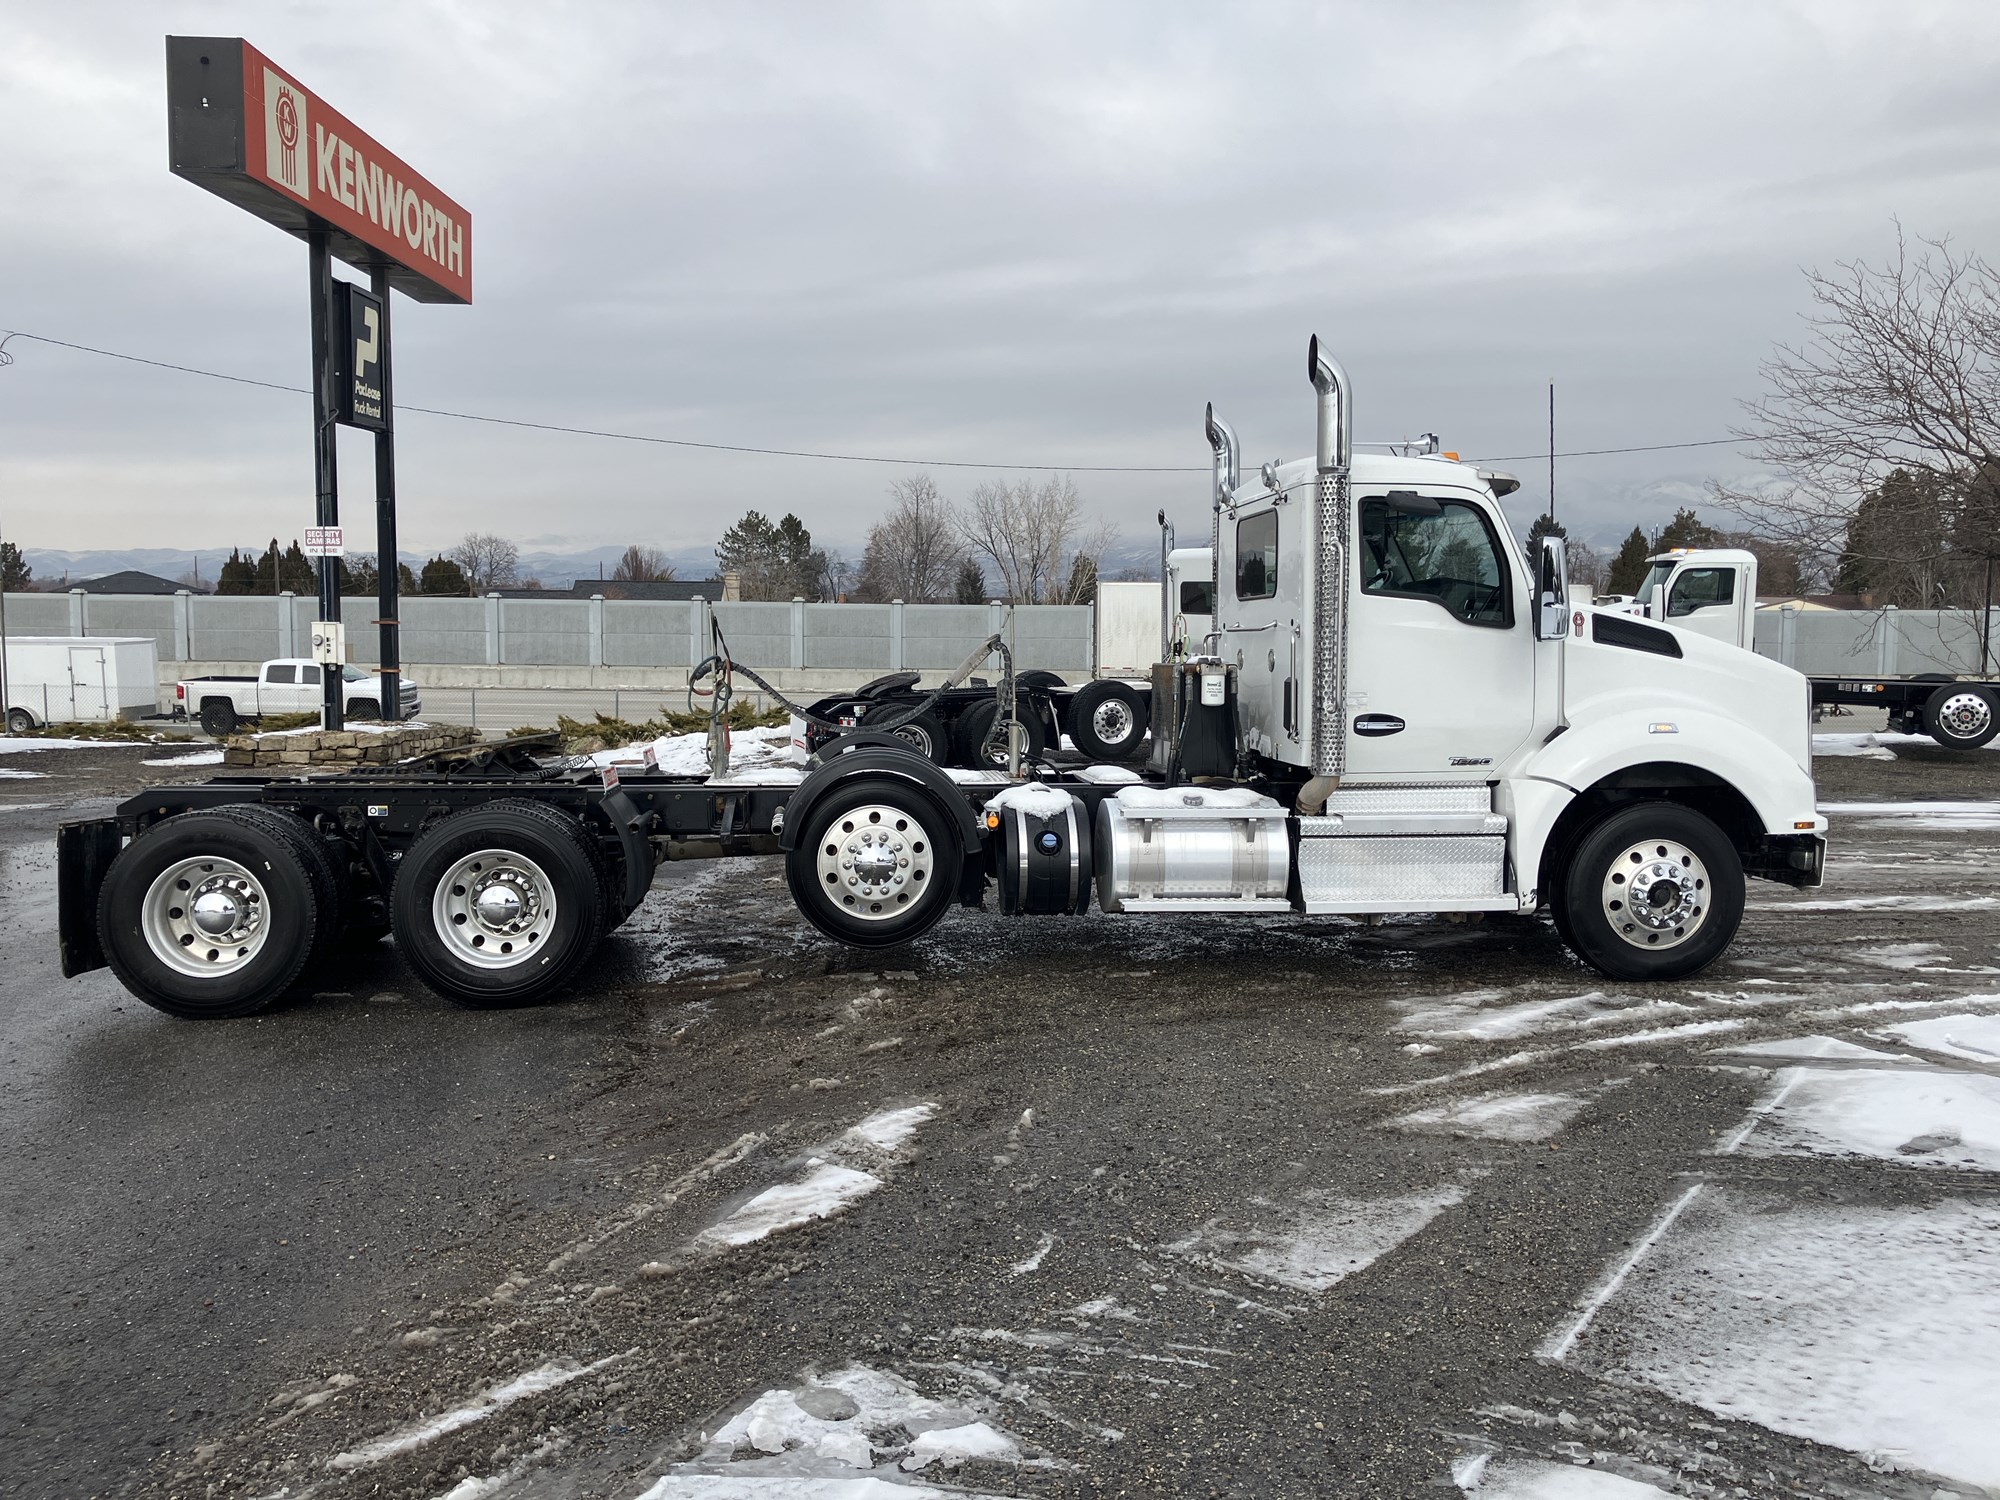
[1,735,1998,1499]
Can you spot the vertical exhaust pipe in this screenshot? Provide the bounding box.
[1204,402,1238,658]
[1299,336,1352,813]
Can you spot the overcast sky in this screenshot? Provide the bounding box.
[6,0,2000,571]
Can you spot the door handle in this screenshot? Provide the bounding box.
[1353,713,1406,736]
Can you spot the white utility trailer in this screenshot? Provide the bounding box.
[4,637,160,731]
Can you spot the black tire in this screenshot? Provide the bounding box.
[204,804,343,970]
[1067,679,1151,760]
[96,810,326,1018]
[1922,684,1999,750]
[1557,802,1744,981]
[952,697,1048,770]
[199,700,238,738]
[859,702,948,763]
[391,800,607,1008]
[785,778,962,948]
[6,706,35,734]
[349,697,381,722]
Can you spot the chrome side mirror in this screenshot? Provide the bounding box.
[1534,535,1571,640]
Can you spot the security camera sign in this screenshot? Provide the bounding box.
[303,527,344,557]
[331,281,387,430]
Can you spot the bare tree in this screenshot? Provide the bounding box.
[957,475,1113,604]
[450,532,520,593]
[854,474,964,602]
[1718,228,2000,601]
[612,544,676,583]
[1563,538,1607,592]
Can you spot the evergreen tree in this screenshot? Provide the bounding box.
[1606,527,1652,594]
[714,510,827,599]
[216,548,259,595]
[1063,552,1098,605]
[420,556,471,595]
[952,556,987,604]
[0,540,31,592]
[1652,507,1716,552]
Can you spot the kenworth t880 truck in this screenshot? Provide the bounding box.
[57,338,1825,1019]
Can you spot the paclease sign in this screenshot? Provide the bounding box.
[241,40,471,302]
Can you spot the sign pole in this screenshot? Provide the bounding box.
[307,223,344,730]
[369,264,402,721]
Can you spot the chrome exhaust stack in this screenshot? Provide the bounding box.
[1204,401,1238,656]
[1299,335,1352,813]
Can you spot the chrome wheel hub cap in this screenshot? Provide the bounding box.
[815,804,935,921]
[1602,838,1709,950]
[434,848,555,969]
[1939,691,1992,739]
[143,857,270,978]
[1092,699,1134,744]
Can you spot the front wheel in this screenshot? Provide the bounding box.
[1923,684,1999,750]
[5,706,35,734]
[1556,802,1743,981]
[391,801,607,1007]
[785,779,961,947]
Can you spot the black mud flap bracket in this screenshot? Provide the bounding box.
[58,818,124,977]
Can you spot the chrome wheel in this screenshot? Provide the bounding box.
[142,856,270,978]
[1090,697,1135,746]
[1936,690,1993,741]
[432,847,557,969]
[1601,838,1709,950]
[893,723,936,757]
[814,802,936,922]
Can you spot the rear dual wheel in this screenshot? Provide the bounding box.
[1067,680,1150,760]
[1923,684,1999,750]
[390,801,608,1007]
[97,806,338,1019]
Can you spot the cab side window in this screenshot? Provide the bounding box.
[1180,579,1215,615]
[1667,567,1735,617]
[1359,498,1512,627]
[1236,511,1278,600]
[265,664,296,683]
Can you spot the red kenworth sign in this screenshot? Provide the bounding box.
[167,37,472,304]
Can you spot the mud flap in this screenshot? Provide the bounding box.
[58,818,124,977]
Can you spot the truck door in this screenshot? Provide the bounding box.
[1663,563,1750,649]
[1216,494,1308,763]
[1342,491,1537,778]
[262,662,308,714]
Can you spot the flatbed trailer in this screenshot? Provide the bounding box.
[1807,673,2000,746]
[58,336,1828,1021]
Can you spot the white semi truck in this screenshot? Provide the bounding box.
[1624,548,2000,751]
[60,338,1824,1019]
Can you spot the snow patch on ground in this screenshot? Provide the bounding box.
[1454,1455,1677,1497]
[1721,1034,1905,1063]
[842,1103,937,1156]
[1811,732,1898,759]
[1764,894,2000,912]
[590,724,798,778]
[1387,1090,1591,1142]
[1395,990,1688,1042]
[1878,1012,2000,1064]
[140,747,226,766]
[1820,799,2000,832]
[1007,1232,1055,1276]
[1552,1186,2000,1491]
[327,1354,622,1471]
[1731,1067,2000,1171]
[1850,941,1953,971]
[1169,1184,1464,1294]
[694,1167,885,1250]
[0,735,145,752]
[0,767,47,779]
[649,1363,1051,1494]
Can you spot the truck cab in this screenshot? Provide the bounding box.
[1631,548,1758,650]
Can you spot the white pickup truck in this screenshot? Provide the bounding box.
[173,659,422,736]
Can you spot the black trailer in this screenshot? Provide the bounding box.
[1808,674,2000,750]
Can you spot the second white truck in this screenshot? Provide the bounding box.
[174,658,422,736]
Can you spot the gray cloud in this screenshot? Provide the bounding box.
[5,0,2000,569]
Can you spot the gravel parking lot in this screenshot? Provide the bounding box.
[3,729,1998,1499]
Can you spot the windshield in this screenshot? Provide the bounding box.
[340,665,369,682]
[1635,562,1674,605]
